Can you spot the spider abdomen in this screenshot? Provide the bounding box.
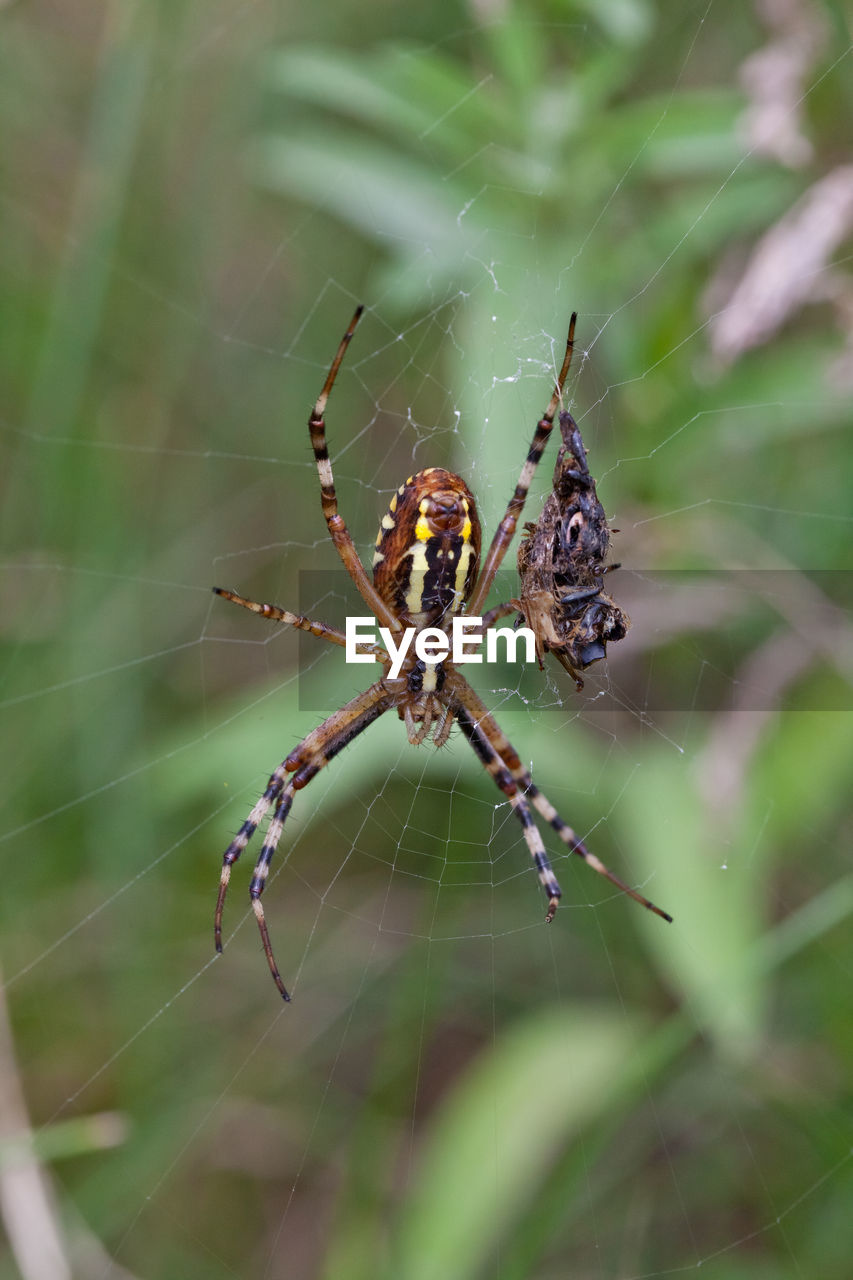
[372,467,482,626]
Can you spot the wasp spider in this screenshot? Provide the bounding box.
[213,307,672,1000]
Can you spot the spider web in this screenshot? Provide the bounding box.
[1,2,852,1277]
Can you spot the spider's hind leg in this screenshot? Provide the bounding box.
[454,701,562,921]
[526,782,672,922]
[214,680,393,1000]
[215,771,290,954]
[449,672,672,925]
[248,786,297,1001]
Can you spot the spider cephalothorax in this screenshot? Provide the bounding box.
[517,401,630,689]
[213,306,671,1001]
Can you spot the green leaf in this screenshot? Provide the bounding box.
[617,746,767,1059]
[250,132,470,252]
[390,1005,649,1280]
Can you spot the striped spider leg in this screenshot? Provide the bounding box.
[210,589,387,658]
[213,308,670,1001]
[214,681,392,1000]
[307,305,402,636]
[447,669,672,924]
[466,312,577,617]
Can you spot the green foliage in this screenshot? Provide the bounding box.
[392,1007,651,1280]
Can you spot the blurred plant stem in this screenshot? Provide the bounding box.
[0,965,72,1280]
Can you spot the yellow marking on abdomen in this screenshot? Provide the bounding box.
[453,541,474,603]
[404,540,430,615]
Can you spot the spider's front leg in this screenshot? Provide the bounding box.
[467,313,577,617]
[306,304,402,635]
[214,681,393,1000]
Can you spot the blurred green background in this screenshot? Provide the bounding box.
[1,1,852,1277]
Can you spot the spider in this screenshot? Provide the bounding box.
[516,374,630,690]
[213,306,672,1000]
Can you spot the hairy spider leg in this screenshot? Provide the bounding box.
[307,304,402,634]
[215,681,393,998]
[454,700,562,920]
[468,313,577,617]
[448,670,673,924]
[211,587,387,662]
